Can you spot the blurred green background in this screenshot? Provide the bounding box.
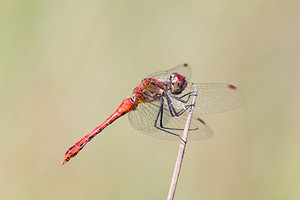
[1,0,299,199]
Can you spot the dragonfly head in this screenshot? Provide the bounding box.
[169,73,187,95]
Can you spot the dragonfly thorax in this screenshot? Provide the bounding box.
[169,73,187,95]
[131,78,166,104]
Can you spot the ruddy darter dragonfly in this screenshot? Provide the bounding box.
[61,63,244,165]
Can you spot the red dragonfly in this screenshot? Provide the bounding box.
[61,63,244,165]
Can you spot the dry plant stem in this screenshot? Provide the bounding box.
[167,84,198,200]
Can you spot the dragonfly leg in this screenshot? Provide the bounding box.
[165,91,198,118]
[166,94,198,120]
[153,98,185,141]
[153,98,196,142]
[164,96,198,131]
[166,95,194,117]
[170,91,197,103]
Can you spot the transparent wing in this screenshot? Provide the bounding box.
[128,98,213,140]
[170,82,245,115]
[128,63,244,140]
[148,63,192,81]
[147,64,244,114]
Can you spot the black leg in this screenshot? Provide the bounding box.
[166,94,195,117]
[153,98,198,141]
[153,98,184,140]
[170,91,197,103]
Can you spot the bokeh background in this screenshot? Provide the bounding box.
[1,0,299,199]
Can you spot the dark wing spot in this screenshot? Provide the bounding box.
[227,84,237,90]
[183,63,188,67]
[197,118,206,125]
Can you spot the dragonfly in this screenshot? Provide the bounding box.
[61,63,244,165]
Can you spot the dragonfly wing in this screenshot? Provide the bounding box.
[190,116,214,140]
[128,98,213,140]
[181,82,245,115]
[128,99,173,139]
[161,113,214,140]
[148,63,192,81]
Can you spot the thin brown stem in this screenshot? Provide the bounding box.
[167,84,198,200]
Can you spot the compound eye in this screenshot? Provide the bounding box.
[169,73,187,95]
